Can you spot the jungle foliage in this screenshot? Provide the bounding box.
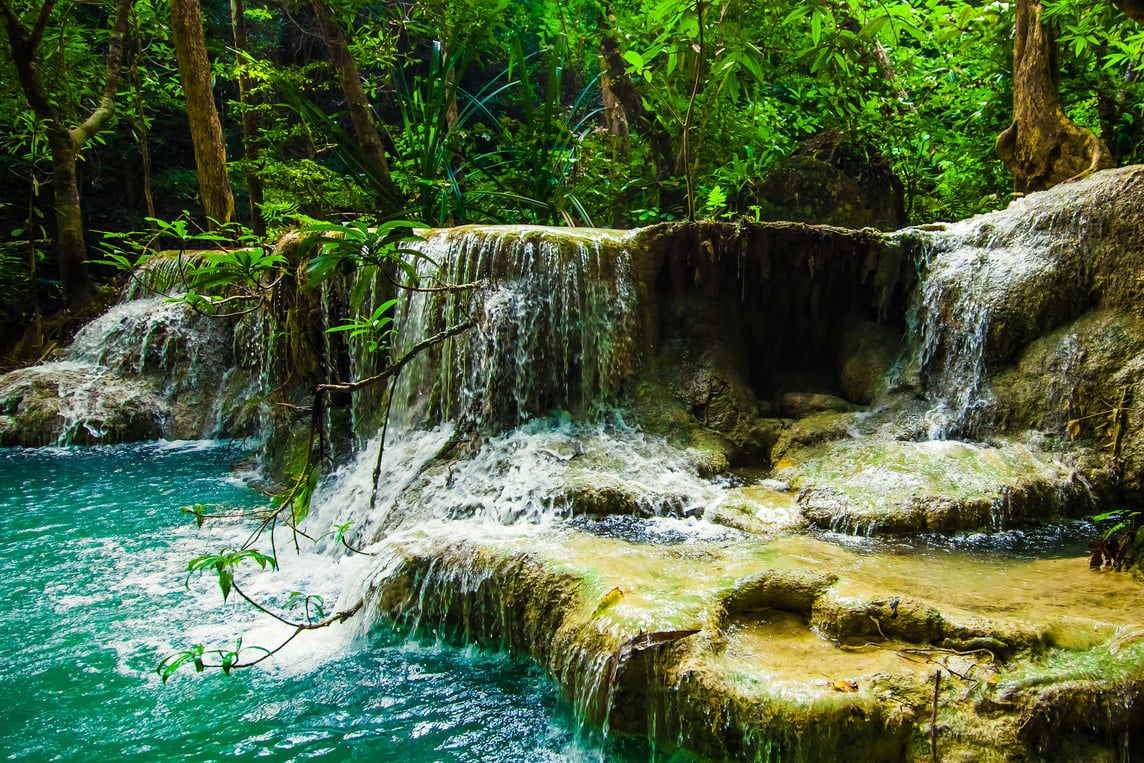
[3,0,1144,340]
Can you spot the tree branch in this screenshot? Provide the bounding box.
[233,582,362,629]
[73,0,132,144]
[315,321,474,394]
[0,0,61,124]
[28,0,55,48]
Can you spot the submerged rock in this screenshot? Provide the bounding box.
[352,523,1144,763]
[780,437,1093,534]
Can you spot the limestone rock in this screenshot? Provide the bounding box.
[783,438,1093,534]
[906,167,1144,500]
[719,569,838,616]
[0,363,167,446]
[754,155,872,229]
[777,391,857,419]
[836,320,902,405]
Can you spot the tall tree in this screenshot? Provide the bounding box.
[231,0,264,236]
[310,0,399,202]
[995,0,1112,193]
[170,0,235,226]
[0,0,132,313]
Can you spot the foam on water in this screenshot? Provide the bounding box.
[304,415,728,547]
[0,441,632,761]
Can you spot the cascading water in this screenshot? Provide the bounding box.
[0,297,235,444]
[908,190,1097,439]
[911,234,995,439]
[287,226,775,756]
[308,225,732,539]
[9,169,1144,762]
[350,226,641,433]
[66,294,231,385]
[0,280,266,446]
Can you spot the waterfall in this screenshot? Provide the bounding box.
[910,229,999,438]
[66,296,233,392]
[908,188,1097,438]
[0,292,255,446]
[9,187,1140,760]
[301,225,746,544]
[379,226,641,433]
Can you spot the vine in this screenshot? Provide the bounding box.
[96,216,481,680]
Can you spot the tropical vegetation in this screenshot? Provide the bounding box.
[3,0,1144,353]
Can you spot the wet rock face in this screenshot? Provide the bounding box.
[908,166,1144,500]
[0,297,256,446]
[630,220,912,467]
[0,364,166,446]
[644,166,1144,534]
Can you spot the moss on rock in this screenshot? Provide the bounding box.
[356,524,1144,763]
[778,438,1093,534]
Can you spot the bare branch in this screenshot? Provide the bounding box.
[315,321,475,394]
[73,0,133,144]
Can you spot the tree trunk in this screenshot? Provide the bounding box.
[171,0,236,227]
[995,0,1112,193]
[1113,0,1144,23]
[47,130,92,311]
[129,14,157,221]
[599,23,674,183]
[231,0,265,236]
[310,0,398,199]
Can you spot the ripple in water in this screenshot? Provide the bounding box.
[0,442,644,762]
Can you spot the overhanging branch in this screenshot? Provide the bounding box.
[315,320,475,395]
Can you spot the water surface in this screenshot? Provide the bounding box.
[0,442,630,762]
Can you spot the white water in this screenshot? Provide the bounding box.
[304,416,730,549]
[909,192,1093,438]
[0,296,247,444]
[375,227,640,432]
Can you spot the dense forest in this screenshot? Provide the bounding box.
[2,0,1144,355]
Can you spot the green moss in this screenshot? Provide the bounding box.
[780,437,1088,532]
[359,523,1144,762]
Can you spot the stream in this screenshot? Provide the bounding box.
[0,441,651,762]
[5,173,1144,758]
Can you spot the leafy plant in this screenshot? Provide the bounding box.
[302,218,428,284]
[1090,509,1141,571]
[157,639,271,681]
[185,547,277,602]
[286,591,327,625]
[701,184,730,220]
[326,298,398,354]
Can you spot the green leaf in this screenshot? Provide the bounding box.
[180,503,207,529]
[218,569,233,601]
